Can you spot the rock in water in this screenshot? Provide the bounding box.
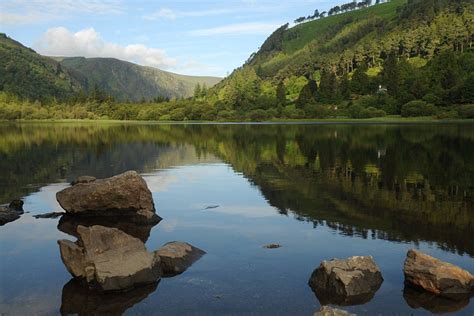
[156,241,206,276]
[314,306,355,316]
[0,200,24,226]
[403,249,474,298]
[308,256,383,306]
[71,176,96,185]
[58,225,161,291]
[56,171,158,221]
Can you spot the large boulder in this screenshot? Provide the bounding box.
[403,249,474,298]
[0,200,24,226]
[58,225,161,291]
[56,171,158,221]
[309,256,383,306]
[156,241,206,276]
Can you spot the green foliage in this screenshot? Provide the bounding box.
[401,100,436,117]
[458,104,474,119]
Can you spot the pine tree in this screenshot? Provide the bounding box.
[276,81,286,105]
[194,83,202,99]
[319,69,339,102]
[351,61,370,94]
[381,52,400,97]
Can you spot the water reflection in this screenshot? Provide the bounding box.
[1,122,473,258]
[403,286,472,314]
[61,279,158,316]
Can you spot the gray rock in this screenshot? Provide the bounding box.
[404,249,474,299]
[56,171,158,221]
[58,225,161,291]
[156,241,206,276]
[0,200,24,226]
[314,306,356,316]
[309,256,383,306]
[71,176,96,185]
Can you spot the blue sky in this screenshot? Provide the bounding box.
[0,0,336,77]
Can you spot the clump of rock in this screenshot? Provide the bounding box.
[58,225,162,291]
[403,249,474,299]
[0,200,24,226]
[56,171,158,222]
[309,256,383,305]
[156,241,206,276]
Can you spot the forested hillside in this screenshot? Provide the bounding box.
[57,57,221,102]
[0,34,221,102]
[206,0,474,120]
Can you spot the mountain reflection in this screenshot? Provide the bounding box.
[1,122,473,256]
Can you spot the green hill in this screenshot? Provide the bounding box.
[57,57,221,102]
[0,34,221,102]
[0,33,83,101]
[208,0,473,119]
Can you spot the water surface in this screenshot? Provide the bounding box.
[0,122,473,315]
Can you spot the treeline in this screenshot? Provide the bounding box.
[294,0,390,24]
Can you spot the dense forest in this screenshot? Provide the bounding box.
[0,0,473,121]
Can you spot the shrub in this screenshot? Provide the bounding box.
[458,104,474,119]
[401,100,436,117]
[359,107,386,118]
[247,109,268,121]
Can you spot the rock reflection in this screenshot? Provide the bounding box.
[403,286,471,315]
[60,279,158,316]
[58,214,161,243]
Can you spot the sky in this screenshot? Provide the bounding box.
[0,0,336,77]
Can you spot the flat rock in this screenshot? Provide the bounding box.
[61,278,158,316]
[314,306,356,316]
[156,241,206,276]
[309,256,383,306]
[56,171,157,220]
[404,249,474,298]
[0,200,24,226]
[58,225,161,291]
[33,212,65,219]
[263,243,281,249]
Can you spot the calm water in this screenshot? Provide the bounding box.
[0,122,473,315]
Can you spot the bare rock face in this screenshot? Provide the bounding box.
[156,241,206,276]
[56,171,158,221]
[0,200,24,226]
[309,256,383,306]
[404,249,474,298]
[314,306,356,316]
[58,225,161,291]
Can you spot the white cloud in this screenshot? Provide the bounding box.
[35,27,177,69]
[143,8,232,21]
[143,8,176,21]
[189,22,280,36]
[0,0,122,24]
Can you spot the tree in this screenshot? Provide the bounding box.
[276,81,286,105]
[339,73,351,99]
[296,83,315,108]
[351,61,370,94]
[319,69,339,102]
[194,83,202,99]
[381,52,400,97]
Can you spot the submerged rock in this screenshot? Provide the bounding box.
[61,278,158,316]
[58,225,161,291]
[314,306,356,316]
[263,243,281,249]
[58,213,160,243]
[0,200,24,226]
[33,212,65,219]
[309,256,383,306]
[71,175,96,186]
[56,171,158,221]
[156,241,206,276]
[403,249,474,298]
[403,285,470,314]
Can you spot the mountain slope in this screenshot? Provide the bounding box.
[57,57,221,101]
[0,33,83,101]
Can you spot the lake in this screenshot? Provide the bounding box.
[0,122,473,315]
